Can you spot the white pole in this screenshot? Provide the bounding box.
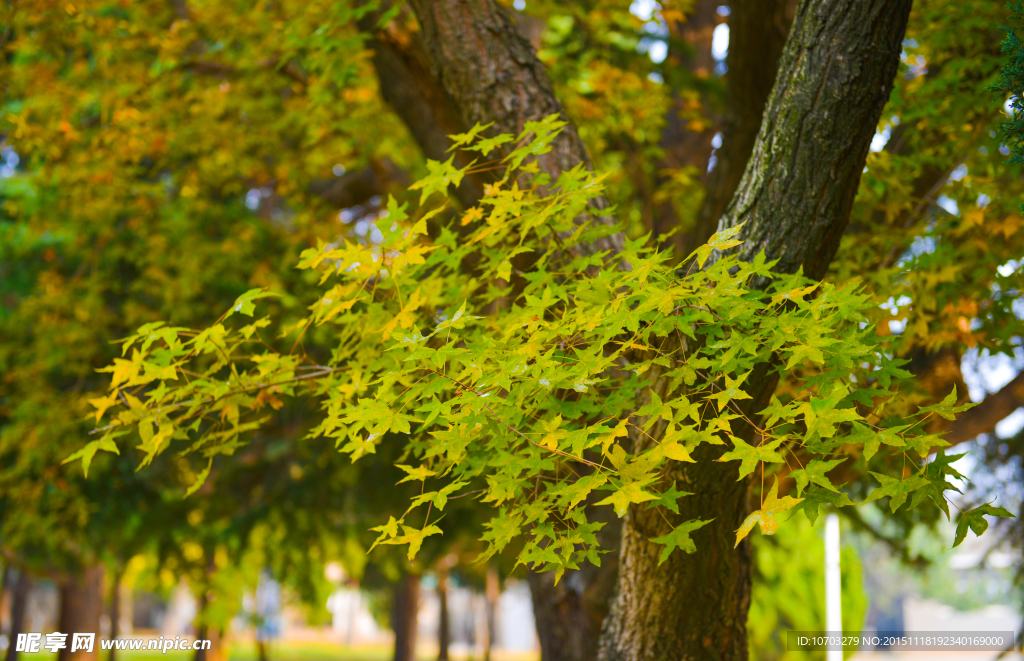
[825,513,843,661]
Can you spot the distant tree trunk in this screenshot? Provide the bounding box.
[391,573,419,661]
[107,568,123,661]
[684,0,796,256]
[193,624,225,661]
[482,568,499,661]
[436,571,449,661]
[193,590,209,661]
[256,639,268,661]
[0,564,9,628]
[57,564,104,661]
[4,570,30,661]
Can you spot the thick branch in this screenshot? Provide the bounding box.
[307,159,409,210]
[406,0,622,256]
[718,0,913,281]
[357,10,486,211]
[945,371,1024,447]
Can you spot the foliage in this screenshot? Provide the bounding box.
[3,0,1023,647]
[993,1,1024,167]
[76,116,986,580]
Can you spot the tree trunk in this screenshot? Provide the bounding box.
[4,570,30,661]
[107,568,122,661]
[257,640,268,661]
[391,573,419,661]
[482,568,499,661]
[406,0,622,258]
[436,570,449,661]
[0,563,8,632]
[193,590,210,661]
[597,365,777,661]
[402,6,625,657]
[57,564,104,661]
[598,1,912,659]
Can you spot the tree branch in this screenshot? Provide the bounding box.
[357,6,486,211]
[406,0,622,256]
[307,159,410,210]
[945,371,1024,448]
[716,0,913,281]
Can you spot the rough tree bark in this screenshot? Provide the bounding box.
[4,570,30,661]
[57,565,104,661]
[406,0,622,257]
[712,0,912,280]
[391,573,419,661]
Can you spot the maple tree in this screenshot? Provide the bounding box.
[3,1,1024,660]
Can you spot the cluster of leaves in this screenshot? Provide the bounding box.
[993,1,1024,168]
[75,116,998,581]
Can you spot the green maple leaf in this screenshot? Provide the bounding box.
[448,121,494,149]
[735,480,803,546]
[63,433,123,477]
[396,464,437,483]
[845,421,880,461]
[694,223,744,268]
[597,481,658,517]
[635,390,672,429]
[797,384,859,438]
[184,458,213,498]
[396,524,443,561]
[466,132,514,154]
[368,516,400,552]
[863,472,929,513]
[647,482,693,514]
[789,458,844,496]
[953,504,1015,548]
[792,486,855,524]
[759,396,793,429]
[226,288,279,318]
[651,519,713,563]
[410,480,470,511]
[903,432,950,458]
[557,473,607,511]
[479,510,523,561]
[709,371,753,411]
[918,385,978,420]
[910,451,967,518]
[716,436,785,480]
